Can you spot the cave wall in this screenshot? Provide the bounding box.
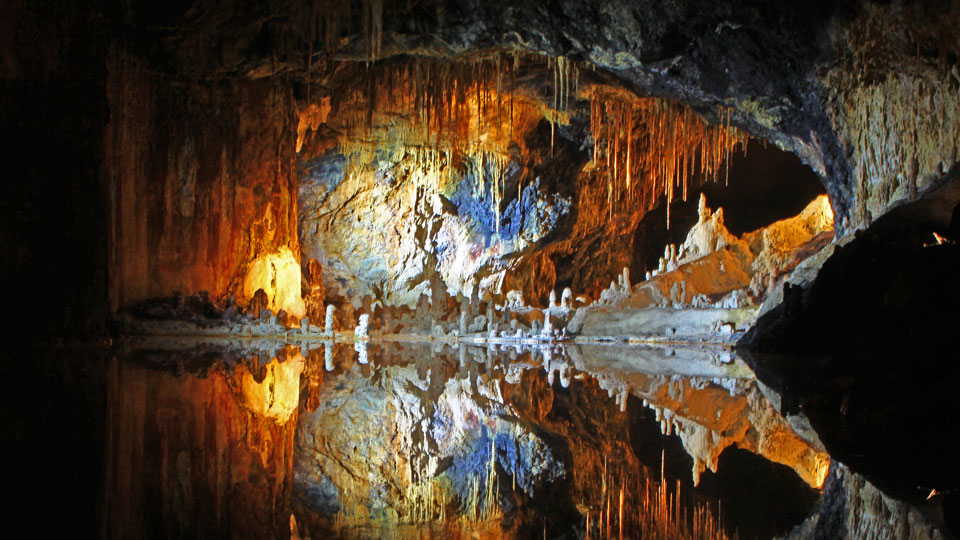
[294,58,584,307]
[105,51,303,316]
[132,0,960,309]
[823,2,960,229]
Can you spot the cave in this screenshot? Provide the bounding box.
[3,1,960,539]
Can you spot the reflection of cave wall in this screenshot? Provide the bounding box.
[291,343,821,539]
[104,356,301,539]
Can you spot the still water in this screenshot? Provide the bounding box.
[5,340,828,539]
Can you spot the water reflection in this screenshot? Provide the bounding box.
[101,339,823,539]
[103,343,303,539]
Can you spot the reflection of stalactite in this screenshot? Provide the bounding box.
[588,90,748,228]
[586,452,732,540]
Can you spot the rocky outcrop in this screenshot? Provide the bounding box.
[569,194,834,341]
[781,463,950,540]
[740,188,960,354]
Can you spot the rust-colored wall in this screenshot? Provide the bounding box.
[105,51,300,312]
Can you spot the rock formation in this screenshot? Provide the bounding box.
[355,313,370,339]
[324,305,336,335]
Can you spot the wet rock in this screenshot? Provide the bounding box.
[740,193,960,354]
[782,463,948,540]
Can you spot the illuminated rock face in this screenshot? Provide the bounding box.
[295,68,578,306]
[237,248,306,319]
[104,354,301,539]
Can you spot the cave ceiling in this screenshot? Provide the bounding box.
[121,0,960,232]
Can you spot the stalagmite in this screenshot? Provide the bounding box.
[560,287,573,310]
[541,312,553,339]
[325,305,336,335]
[355,313,369,338]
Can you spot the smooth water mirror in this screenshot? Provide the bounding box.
[92,339,824,539]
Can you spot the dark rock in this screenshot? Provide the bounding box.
[248,289,269,318]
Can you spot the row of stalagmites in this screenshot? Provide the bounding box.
[241,285,589,341]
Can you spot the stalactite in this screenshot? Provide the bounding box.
[329,54,533,238]
[587,90,748,228]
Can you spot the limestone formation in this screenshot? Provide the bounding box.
[506,289,524,309]
[355,341,368,364]
[541,312,553,339]
[466,315,484,333]
[324,345,334,372]
[355,313,369,339]
[678,194,737,266]
[560,287,573,310]
[324,305,336,335]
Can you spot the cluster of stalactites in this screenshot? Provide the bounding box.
[547,55,578,156]
[331,53,532,234]
[588,91,748,228]
[296,0,384,62]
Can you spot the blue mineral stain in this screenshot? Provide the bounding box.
[299,151,346,192]
[444,423,565,514]
[447,158,571,249]
[294,470,341,515]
